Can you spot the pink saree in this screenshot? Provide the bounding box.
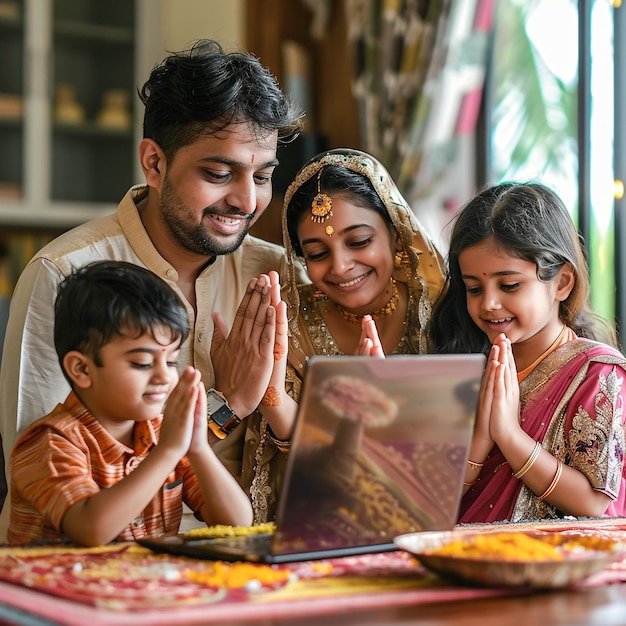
[459,339,626,523]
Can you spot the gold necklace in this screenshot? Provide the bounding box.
[336,279,399,324]
[517,325,567,382]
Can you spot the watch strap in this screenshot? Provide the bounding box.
[206,389,240,439]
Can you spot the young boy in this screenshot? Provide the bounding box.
[8,261,252,546]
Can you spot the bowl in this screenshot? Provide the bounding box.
[394,529,625,588]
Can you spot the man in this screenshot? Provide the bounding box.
[0,39,304,540]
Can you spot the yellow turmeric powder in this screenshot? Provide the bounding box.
[185,560,291,588]
[430,533,564,561]
[184,522,276,539]
[541,533,618,553]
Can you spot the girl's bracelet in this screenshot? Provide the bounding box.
[539,460,563,501]
[513,440,541,479]
[466,459,484,471]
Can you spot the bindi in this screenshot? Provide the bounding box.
[251,154,255,163]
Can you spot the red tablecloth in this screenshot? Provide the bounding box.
[0,518,624,626]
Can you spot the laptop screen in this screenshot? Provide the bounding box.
[137,353,485,564]
[270,354,485,557]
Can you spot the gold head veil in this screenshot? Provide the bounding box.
[282,148,445,362]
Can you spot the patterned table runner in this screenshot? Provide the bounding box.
[0,518,624,625]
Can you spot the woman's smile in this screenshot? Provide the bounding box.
[333,270,372,291]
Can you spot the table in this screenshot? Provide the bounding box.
[222,585,626,626]
[0,518,624,626]
[2,583,626,626]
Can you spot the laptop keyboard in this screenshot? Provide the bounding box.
[191,533,274,552]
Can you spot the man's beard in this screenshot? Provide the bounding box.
[159,178,253,256]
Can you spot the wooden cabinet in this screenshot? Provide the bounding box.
[51,0,135,205]
[0,0,154,228]
[0,1,25,207]
[246,0,360,150]
[246,0,361,245]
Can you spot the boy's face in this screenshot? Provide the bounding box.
[77,326,181,429]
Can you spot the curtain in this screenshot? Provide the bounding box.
[345,0,495,210]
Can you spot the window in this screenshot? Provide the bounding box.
[485,0,616,332]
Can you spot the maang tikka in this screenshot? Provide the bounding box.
[310,169,333,224]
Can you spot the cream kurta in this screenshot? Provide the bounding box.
[0,184,300,539]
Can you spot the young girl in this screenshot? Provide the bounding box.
[430,182,626,523]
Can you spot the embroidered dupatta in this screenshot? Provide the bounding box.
[459,339,626,523]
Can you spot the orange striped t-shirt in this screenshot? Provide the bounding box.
[8,392,204,545]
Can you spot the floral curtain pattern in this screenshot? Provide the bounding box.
[345,0,495,209]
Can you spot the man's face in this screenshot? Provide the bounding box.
[158,124,279,257]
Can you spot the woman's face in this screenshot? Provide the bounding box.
[296,195,400,315]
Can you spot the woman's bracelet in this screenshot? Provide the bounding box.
[267,426,291,453]
[513,440,541,479]
[539,460,563,500]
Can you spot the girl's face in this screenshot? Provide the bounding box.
[458,238,574,362]
[296,196,400,315]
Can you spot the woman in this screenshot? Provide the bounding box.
[282,148,445,381]
[245,149,445,523]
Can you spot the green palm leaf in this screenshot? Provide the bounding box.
[491,0,577,182]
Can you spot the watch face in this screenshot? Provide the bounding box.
[206,390,226,414]
[206,389,240,436]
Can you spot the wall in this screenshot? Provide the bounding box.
[136,0,245,95]
[136,1,245,99]
[162,0,244,52]
[134,0,245,181]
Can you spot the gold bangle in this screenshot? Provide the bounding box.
[467,460,484,471]
[463,480,477,487]
[539,460,563,501]
[513,441,541,479]
[267,426,290,453]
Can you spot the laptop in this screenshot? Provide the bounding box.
[138,353,485,563]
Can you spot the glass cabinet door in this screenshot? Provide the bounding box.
[51,0,135,204]
[0,0,25,203]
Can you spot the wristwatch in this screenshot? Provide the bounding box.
[206,388,240,439]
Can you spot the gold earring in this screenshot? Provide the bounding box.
[393,249,412,280]
[313,287,328,302]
